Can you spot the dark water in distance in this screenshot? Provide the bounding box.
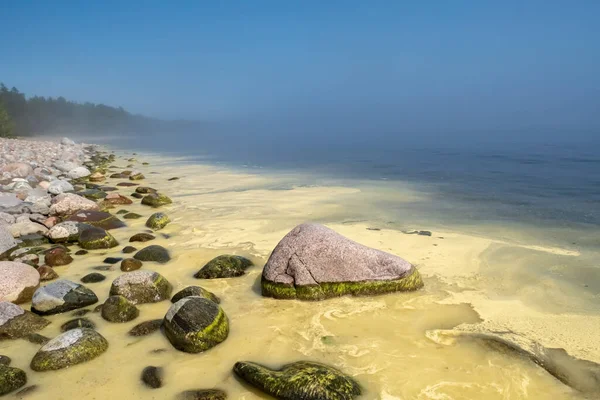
[105,132,600,229]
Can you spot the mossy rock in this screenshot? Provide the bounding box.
[0,364,27,396]
[171,286,220,304]
[194,255,253,279]
[81,273,106,283]
[0,302,50,339]
[168,177,180,181]
[134,245,171,264]
[110,173,127,179]
[141,193,172,208]
[145,212,170,230]
[25,333,50,345]
[135,186,156,194]
[129,233,155,243]
[60,318,96,332]
[176,389,227,400]
[30,328,108,371]
[261,266,424,301]
[116,209,129,215]
[78,189,107,200]
[163,297,229,353]
[129,173,145,181]
[101,295,139,323]
[233,361,361,400]
[67,210,126,230]
[123,212,142,220]
[128,319,163,337]
[109,270,172,304]
[17,234,49,248]
[78,226,119,250]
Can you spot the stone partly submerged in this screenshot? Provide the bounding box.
[145,212,171,230]
[176,389,227,400]
[109,271,172,304]
[0,364,27,396]
[0,301,50,339]
[261,223,423,300]
[141,193,172,208]
[171,286,220,304]
[0,261,40,304]
[163,297,229,353]
[128,319,163,337]
[31,280,98,315]
[78,226,119,250]
[67,210,126,230]
[30,328,109,371]
[194,255,253,279]
[133,245,171,264]
[233,361,362,400]
[101,295,139,323]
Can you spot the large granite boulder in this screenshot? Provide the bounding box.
[66,210,126,230]
[163,297,229,353]
[0,261,40,304]
[0,301,50,339]
[30,328,108,371]
[49,193,99,216]
[109,271,172,304]
[233,361,361,400]
[194,255,252,279]
[0,225,18,259]
[261,223,423,300]
[31,280,98,315]
[0,364,27,395]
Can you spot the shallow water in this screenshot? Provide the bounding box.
[2,151,598,399]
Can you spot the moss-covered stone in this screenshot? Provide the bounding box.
[141,366,163,388]
[129,172,145,181]
[0,364,27,396]
[233,361,361,400]
[81,273,106,283]
[145,212,171,230]
[30,328,108,371]
[67,210,126,230]
[176,389,226,400]
[141,193,172,208]
[163,297,229,353]
[261,266,424,301]
[194,255,253,279]
[101,295,139,323]
[123,212,142,220]
[171,286,220,304]
[31,280,99,315]
[78,226,119,250]
[78,189,107,200]
[25,333,50,345]
[134,245,170,264]
[116,209,129,215]
[135,186,156,194]
[128,319,163,337]
[0,302,50,340]
[129,233,155,243]
[60,318,96,332]
[109,271,172,304]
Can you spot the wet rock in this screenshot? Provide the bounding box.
[110,173,127,179]
[71,309,90,317]
[403,230,432,236]
[38,266,59,281]
[0,301,50,339]
[116,182,138,187]
[100,186,117,192]
[134,245,170,264]
[0,261,40,304]
[0,225,18,258]
[60,318,96,332]
[24,333,50,345]
[31,280,98,315]
[145,212,170,230]
[74,250,88,256]
[101,295,139,323]
[109,270,172,304]
[78,226,118,250]
[81,273,106,284]
[67,210,126,230]
[0,356,9,366]
[123,212,142,220]
[121,258,142,272]
[141,193,172,208]
[103,193,133,205]
[92,265,112,271]
[0,212,15,225]
[14,253,39,268]
[116,209,129,215]
[194,255,253,279]
[0,364,27,396]
[128,319,163,337]
[17,234,48,247]
[163,297,229,353]
[122,245,137,254]
[261,223,423,300]
[45,221,82,243]
[129,233,155,243]
[129,172,145,181]
[88,172,105,182]
[168,177,180,181]
[233,361,362,400]
[49,193,99,216]
[30,328,108,371]
[9,221,48,238]
[103,257,123,264]
[44,247,73,267]
[171,286,220,304]
[78,189,107,200]
[131,193,144,199]
[2,162,33,178]
[176,389,227,400]
[135,186,156,194]
[141,366,163,389]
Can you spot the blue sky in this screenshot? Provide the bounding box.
[1,1,599,139]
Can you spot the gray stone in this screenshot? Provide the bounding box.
[0,212,15,225]
[109,270,172,304]
[31,280,98,315]
[66,167,91,179]
[0,225,18,258]
[141,366,163,389]
[133,245,170,263]
[47,180,74,195]
[101,295,139,323]
[0,261,40,304]
[49,193,100,216]
[0,301,50,339]
[8,221,48,238]
[53,161,79,173]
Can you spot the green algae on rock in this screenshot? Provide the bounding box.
[171,286,220,304]
[194,255,253,279]
[128,319,163,337]
[133,245,171,264]
[163,297,229,353]
[0,301,50,340]
[176,389,227,400]
[67,210,126,230]
[30,328,108,371]
[145,212,171,230]
[109,270,172,304]
[123,212,142,220]
[233,361,361,400]
[135,186,156,194]
[78,226,119,250]
[129,172,145,181]
[101,295,139,323]
[141,193,172,208]
[0,364,27,396]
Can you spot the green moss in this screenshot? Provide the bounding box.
[261,266,424,300]
[141,193,172,208]
[194,255,253,279]
[78,227,119,250]
[0,365,27,395]
[177,389,227,400]
[145,212,171,230]
[101,295,139,322]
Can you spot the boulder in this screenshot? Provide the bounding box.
[0,261,40,304]
[0,301,50,339]
[194,255,253,279]
[47,180,74,195]
[129,233,155,243]
[128,319,163,337]
[134,245,170,263]
[0,365,27,396]
[109,271,172,304]
[101,295,139,322]
[163,297,229,353]
[261,223,423,300]
[176,390,227,400]
[31,280,98,315]
[78,226,119,250]
[121,258,142,272]
[141,193,172,208]
[171,286,220,304]
[67,210,126,230]
[233,361,362,400]
[45,221,83,242]
[49,193,99,216]
[44,247,73,267]
[2,162,33,179]
[30,328,108,371]
[145,212,170,230]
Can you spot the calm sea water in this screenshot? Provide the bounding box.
[105,133,600,230]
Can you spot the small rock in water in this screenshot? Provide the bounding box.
[102,193,133,205]
[78,226,119,250]
[233,361,362,400]
[67,210,126,230]
[134,245,171,263]
[44,247,73,267]
[141,366,164,389]
[122,246,137,254]
[135,186,156,194]
[45,221,82,243]
[24,333,50,345]
[0,301,50,339]
[131,193,144,199]
[92,265,112,271]
[103,257,123,264]
[129,172,145,181]
[141,193,172,208]
[31,280,98,315]
[123,212,142,220]
[129,233,155,243]
[75,250,88,256]
[145,212,170,230]
[71,309,91,317]
[176,389,227,400]
[37,265,59,281]
[0,364,27,396]
[121,258,143,272]
[0,356,10,366]
[168,177,180,181]
[171,286,220,304]
[128,319,163,337]
[60,318,96,332]
[101,295,139,323]
[116,182,138,187]
[194,255,253,279]
[116,209,129,215]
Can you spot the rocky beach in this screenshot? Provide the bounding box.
[0,137,598,399]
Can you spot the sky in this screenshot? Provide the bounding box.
[1,1,599,142]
